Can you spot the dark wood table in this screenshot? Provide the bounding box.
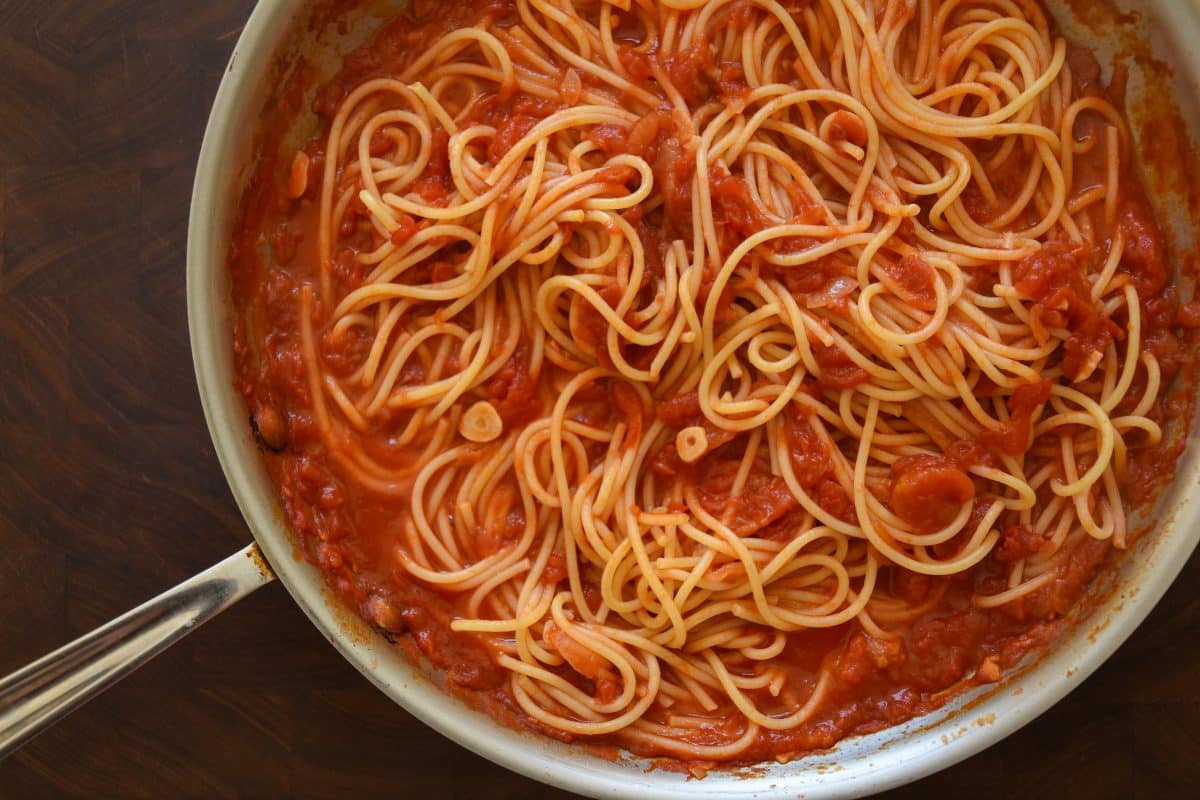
[1,2,1198,797]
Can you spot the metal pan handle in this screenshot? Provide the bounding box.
[0,544,276,759]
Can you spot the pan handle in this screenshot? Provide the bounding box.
[0,543,276,759]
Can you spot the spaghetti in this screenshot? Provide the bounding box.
[234,0,1195,763]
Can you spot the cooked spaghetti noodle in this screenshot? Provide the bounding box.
[233,0,1195,763]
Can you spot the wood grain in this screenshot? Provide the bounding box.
[0,1,1197,797]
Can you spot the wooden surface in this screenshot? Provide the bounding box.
[1,1,1198,797]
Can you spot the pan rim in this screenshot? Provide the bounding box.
[185,2,1200,796]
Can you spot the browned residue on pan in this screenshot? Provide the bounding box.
[246,541,277,580]
[1128,57,1200,227]
[1061,0,1140,28]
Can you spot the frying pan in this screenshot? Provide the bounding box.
[2,1,1199,796]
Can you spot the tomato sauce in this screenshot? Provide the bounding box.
[890,455,976,534]
[229,0,1196,769]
